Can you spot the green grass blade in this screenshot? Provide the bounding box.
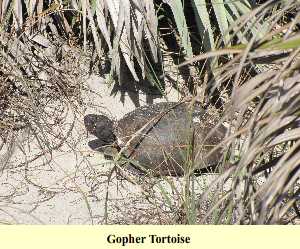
[211,0,230,44]
[191,0,215,51]
[164,0,193,58]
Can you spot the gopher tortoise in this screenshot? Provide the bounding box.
[84,102,226,176]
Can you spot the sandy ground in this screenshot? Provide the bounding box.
[0,74,221,224]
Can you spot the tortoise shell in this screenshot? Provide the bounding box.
[84,102,226,176]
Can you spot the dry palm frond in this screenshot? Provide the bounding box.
[196,0,300,224]
[0,0,159,83]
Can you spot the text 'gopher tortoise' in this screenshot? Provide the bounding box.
[84,102,226,176]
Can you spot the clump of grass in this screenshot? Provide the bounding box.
[189,0,300,224]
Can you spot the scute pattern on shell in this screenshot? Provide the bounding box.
[111,102,226,176]
[114,102,188,146]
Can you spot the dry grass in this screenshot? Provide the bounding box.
[0,0,300,224]
[188,0,300,224]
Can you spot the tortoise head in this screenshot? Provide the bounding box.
[84,114,116,145]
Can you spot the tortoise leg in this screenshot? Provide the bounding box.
[102,147,119,158]
[88,139,120,160]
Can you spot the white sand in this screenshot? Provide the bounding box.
[0,75,220,224]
